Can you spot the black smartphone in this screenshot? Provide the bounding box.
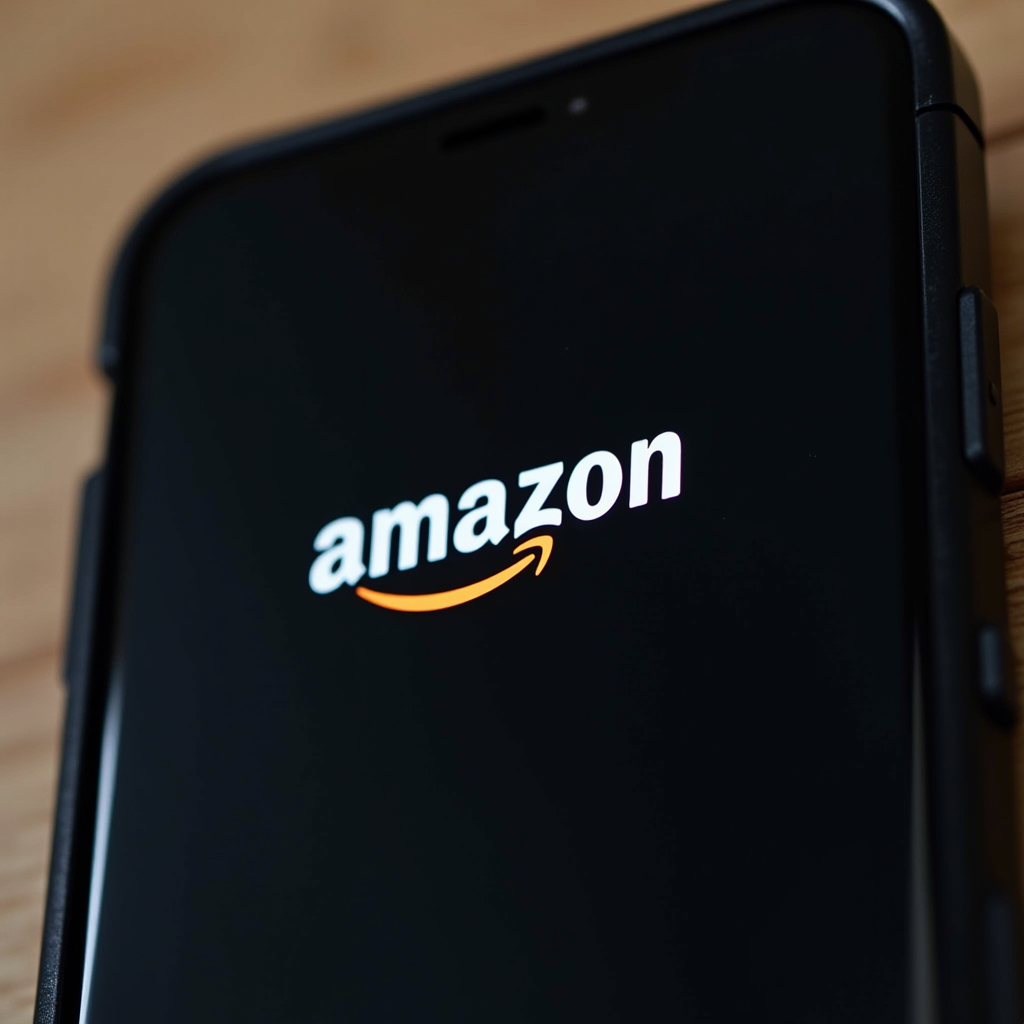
[36,1,1020,1022]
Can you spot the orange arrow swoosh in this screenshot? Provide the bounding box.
[355,535,553,612]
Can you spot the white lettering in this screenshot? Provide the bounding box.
[514,462,564,539]
[308,429,683,595]
[566,451,622,521]
[309,517,367,593]
[453,479,510,554]
[629,432,682,507]
[369,494,449,578]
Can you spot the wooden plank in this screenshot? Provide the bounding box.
[0,655,62,1024]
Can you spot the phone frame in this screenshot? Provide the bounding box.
[36,1,1018,1022]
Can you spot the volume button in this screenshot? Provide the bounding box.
[63,470,105,691]
[960,287,1004,493]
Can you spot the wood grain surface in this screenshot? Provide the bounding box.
[1,0,1022,1018]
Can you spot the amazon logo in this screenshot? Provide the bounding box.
[308,430,681,612]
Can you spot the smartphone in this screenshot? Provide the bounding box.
[35,0,1019,1021]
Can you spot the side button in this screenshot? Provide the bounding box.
[63,470,105,692]
[977,623,1018,728]
[960,287,1004,492]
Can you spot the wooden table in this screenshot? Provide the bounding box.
[1,0,1022,1017]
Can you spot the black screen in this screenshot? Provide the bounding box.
[82,4,921,1021]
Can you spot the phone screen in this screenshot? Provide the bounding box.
[82,3,921,1020]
